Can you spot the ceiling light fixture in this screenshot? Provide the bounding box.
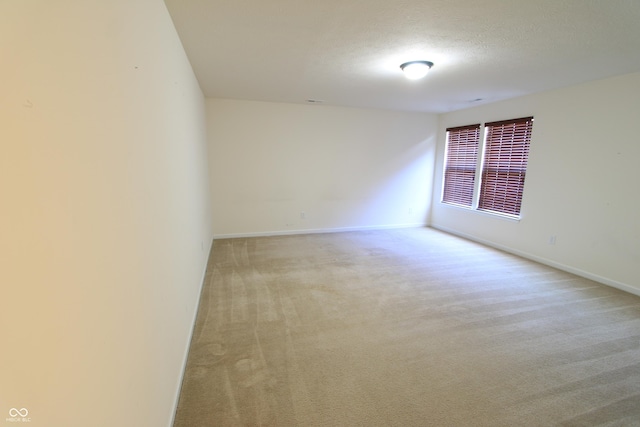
[400,61,434,80]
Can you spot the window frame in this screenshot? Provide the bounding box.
[441,117,534,219]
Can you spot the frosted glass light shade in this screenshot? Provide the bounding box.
[400,61,434,80]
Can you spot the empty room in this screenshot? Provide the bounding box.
[2,1,640,426]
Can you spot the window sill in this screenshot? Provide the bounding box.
[441,201,522,222]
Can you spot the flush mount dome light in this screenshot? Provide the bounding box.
[400,60,434,80]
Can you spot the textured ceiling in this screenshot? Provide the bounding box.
[164,0,640,113]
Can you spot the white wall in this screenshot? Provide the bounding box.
[0,1,212,426]
[431,72,640,295]
[207,99,437,237]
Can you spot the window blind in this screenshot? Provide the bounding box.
[442,124,481,207]
[478,117,534,217]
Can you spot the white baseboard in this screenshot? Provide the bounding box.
[212,222,428,239]
[168,237,214,427]
[430,224,640,298]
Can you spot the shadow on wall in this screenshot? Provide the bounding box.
[358,134,436,226]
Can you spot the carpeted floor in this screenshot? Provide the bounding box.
[173,227,640,426]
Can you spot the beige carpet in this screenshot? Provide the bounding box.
[173,227,640,426]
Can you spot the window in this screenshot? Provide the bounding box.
[442,117,534,218]
[478,117,534,217]
[442,124,481,207]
